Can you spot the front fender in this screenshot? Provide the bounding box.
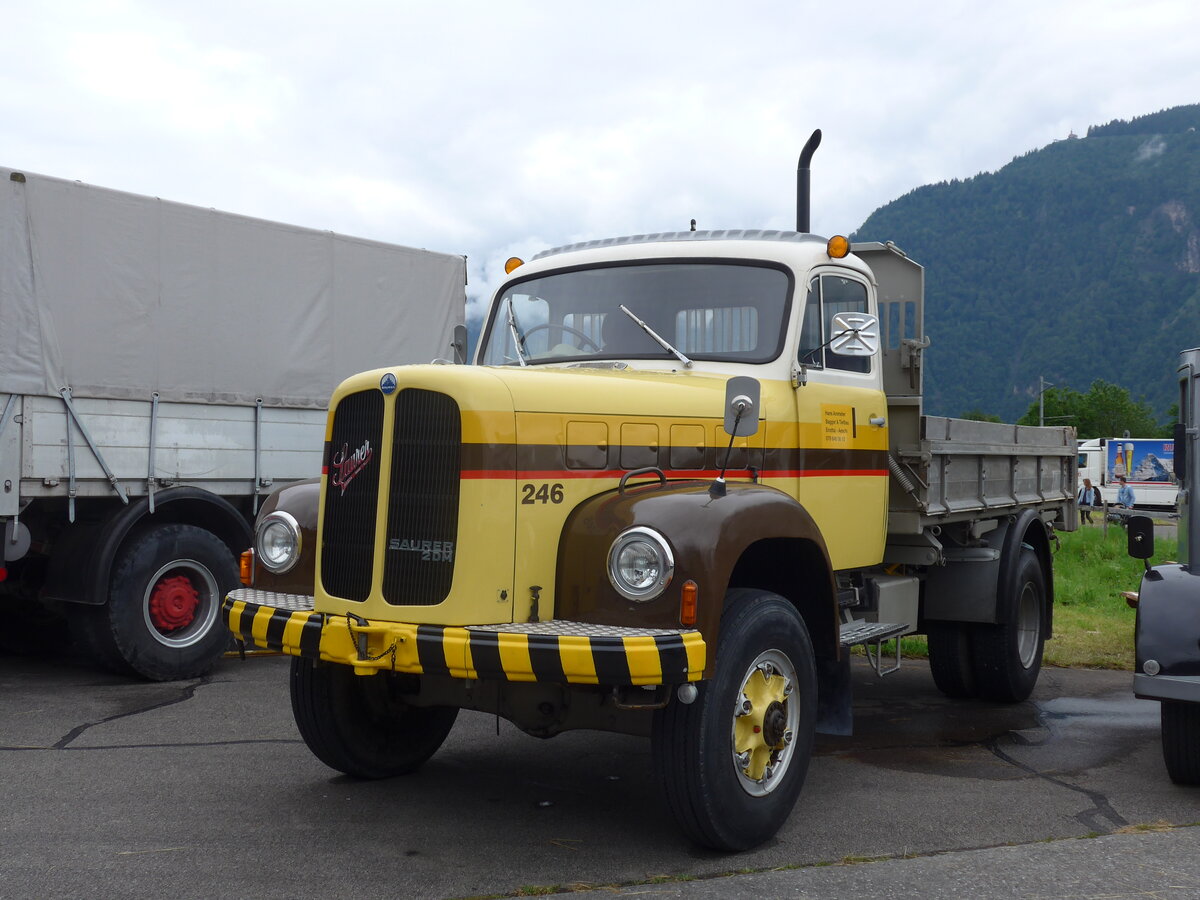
[1136,563,1200,681]
[555,479,834,657]
[248,477,321,595]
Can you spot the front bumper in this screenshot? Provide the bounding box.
[223,588,706,686]
[1133,673,1200,704]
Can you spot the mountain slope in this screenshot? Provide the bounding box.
[853,104,1200,423]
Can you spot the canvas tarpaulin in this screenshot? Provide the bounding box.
[0,167,465,407]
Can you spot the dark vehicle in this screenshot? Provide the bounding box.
[1127,346,1200,784]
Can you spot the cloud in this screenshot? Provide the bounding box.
[1135,136,1168,162]
[4,0,1200,328]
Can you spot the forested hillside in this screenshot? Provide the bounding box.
[853,104,1200,424]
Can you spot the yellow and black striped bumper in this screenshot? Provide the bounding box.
[223,589,706,686]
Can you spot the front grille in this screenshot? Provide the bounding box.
[320,390,384,602]
[382,389,461,606]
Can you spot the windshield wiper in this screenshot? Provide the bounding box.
[619,305,692,368]
[505,297,529,367]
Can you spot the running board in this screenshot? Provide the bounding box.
[839,621,909,677]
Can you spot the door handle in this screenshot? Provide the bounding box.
[868,415,886,427]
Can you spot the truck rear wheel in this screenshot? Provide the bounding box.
[290,657,458,779]
[926,622,978,699]
[71,523,238,681]
[652,589,816,851]
[971,549,1046,702]
[1161,701,1200,784]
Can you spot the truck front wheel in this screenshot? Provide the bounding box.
[290,657,458,779]
[71,523,238,681]
[971,549,1046,702]
[652,589,817,851]
[1161,701,1200,784]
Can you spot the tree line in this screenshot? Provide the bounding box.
[961,379,1173,438]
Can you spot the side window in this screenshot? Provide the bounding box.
[823,277,869,373]
[797,274,871,374]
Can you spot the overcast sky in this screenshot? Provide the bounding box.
[5,1,1199,320]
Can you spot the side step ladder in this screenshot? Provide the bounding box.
[839,619,910,677]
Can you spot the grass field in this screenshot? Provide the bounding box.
[886,521,1178,671]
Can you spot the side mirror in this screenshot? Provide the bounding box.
[452,324,469,364]
[828,312,879,357]
[1127,515,1155,561]
[722,376,760,437]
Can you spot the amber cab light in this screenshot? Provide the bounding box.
[826,235,850,259]
[239,549,254,586]
[680,580,698,626]
[504,256,524,274]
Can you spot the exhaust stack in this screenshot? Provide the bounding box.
[796,129,822,233]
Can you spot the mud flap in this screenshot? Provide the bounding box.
[815,652,852,735]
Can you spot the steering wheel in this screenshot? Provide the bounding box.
[524,323,601,351]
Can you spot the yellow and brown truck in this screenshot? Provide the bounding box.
[225,133,1077,850]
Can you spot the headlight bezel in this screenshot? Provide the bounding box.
[255,510,302,574]
[607,526,675,602]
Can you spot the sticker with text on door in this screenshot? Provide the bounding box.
[821,404,854,447]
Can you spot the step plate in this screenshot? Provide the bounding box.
[840,621,909,647]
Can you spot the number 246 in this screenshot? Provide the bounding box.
[521,482,564,504]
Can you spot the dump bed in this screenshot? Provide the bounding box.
[887,415,1078,534]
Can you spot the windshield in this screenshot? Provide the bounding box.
[478,262,792,366]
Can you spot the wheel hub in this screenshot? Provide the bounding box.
[148,574,200,632]
[762,701,787,747]
[733,660,794,784]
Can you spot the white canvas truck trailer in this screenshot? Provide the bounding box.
[0,167,466,679]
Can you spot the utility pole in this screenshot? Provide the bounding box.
[1039,375,1052,427]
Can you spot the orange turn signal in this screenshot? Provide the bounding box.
[239,549,254,586]
[680,580,698,626]
[504,256,524,274]
[826,235,850,259]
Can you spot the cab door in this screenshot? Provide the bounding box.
[792,270,889,570]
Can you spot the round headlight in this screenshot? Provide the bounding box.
[607,527,674,602]
[256,511,302,574]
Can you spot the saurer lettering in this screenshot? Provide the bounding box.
[388,538,455,562]
[330,440,373,496]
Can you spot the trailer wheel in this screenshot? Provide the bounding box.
[971,549,1046,702]
[926,622,978,699]
[652,589,816,851]
[1161,701,1200,785]
[290,657,458,779]
[71,524,238,681]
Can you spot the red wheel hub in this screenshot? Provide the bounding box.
[148,574,200,632]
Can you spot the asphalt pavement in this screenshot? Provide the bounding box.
[2,650,1198,899]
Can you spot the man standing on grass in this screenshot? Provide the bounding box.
[1116,475,1136,509]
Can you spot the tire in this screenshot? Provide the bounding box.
[70,524,238,681]
[290,657,458,779]
[971,549,1046,703]
[926,622,978,699]
[652,589,817,851]
[1161,701,1200,785]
